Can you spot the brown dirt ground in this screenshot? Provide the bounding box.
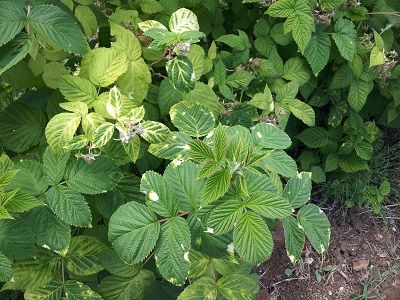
[255,206,400,300]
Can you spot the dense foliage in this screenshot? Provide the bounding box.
[0,0,398,299]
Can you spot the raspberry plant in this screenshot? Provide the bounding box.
[0,0,399,299]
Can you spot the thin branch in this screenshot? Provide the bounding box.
[142,252,154,267]
[157,211,190,223]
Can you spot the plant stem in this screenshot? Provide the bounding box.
[61,257,65,297]
[149,49,168,67]
[157,211,190,223]
[142,252,154,267]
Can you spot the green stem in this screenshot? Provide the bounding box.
[61,257,66,297]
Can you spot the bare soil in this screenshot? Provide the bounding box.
[255,206,400,300]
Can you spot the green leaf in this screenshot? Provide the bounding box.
[207,200,244,235]
[64,280,102,300]
[225,70,255,88]
[282,58,311,85]
[0,252,12,282]
[320,0,346,11]
[258,150,297,178]
[270,22,293,46]
[169,8,200,34]
[283,172,312,209]
[98,249,141,278]
[141,0,164,13]
[139,121,170,144]
[0,170,18,190]
[296,127,330,148]
[2,189,43,214]
[288,99,315,126]
[244,191,292,219]
[59,101,88,117]
[97,270,155,300]
[0,33,34,75]
[267,0,295,17]
[92,122,115,148]
[75,5,97,37]
[117,58,151,102]
[57,75,97,106]
[65,156,122,195]
[8,160,48,196]
[95,173,144,219]
[304,29,331,75]
[106,86,123,119]
[24,280,63,300]
[310,165,326,183]
[233,212,273,264]
[158,78,183,117]
[369,46,386,68]
[284,11,314,54]
[65,236,108,276]
[45,112,81,154]
[167,55,195,93]
[82,113,105,139]
[46,185,92,227]
[339,152,369,172]
[141,170,179,218]
[2,249,59,290]
[26,206,70,252]
[297,204,330,253]
[108,201,160,265]
[348,79,373,112]
[42,61,69,89]
[217,274,259,300]
[332,18,357,61]
[122,135,141,163]
[0,1,26,47]
[354,141,373,160]
[0,103,46,153]
[164,161,205,211]
[170,102,215,138]
[214,125,227,162]
[110,22,142,61]
[186,140,215,162]
[43,148,69,186]
[185,82,223,117]
[0,218,36,260]
[282,216,305,264]
[330,63,355,89]
[88,48,128,87]
[214,60,226,85]
[177,277,217,300]
[148,131,191,160]
[154,217,191,285]
[251,123,291,149]
[28,5,89,55]
[201,168,231,205]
